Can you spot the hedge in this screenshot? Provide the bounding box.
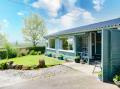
[0,46,45,59]
[18,46,45,54]
[0,50,7,59]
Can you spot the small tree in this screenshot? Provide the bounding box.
[22,13,47,47]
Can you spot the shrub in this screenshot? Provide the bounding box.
[113,75,120,81]
[26,46,45,54]
[58,54,64,60]
[37,51,41,55]
[75,56,80,63]
[98,71,102,81]
[18,49,29,57]
[4,43,17,58]
[113,74,120,87]
[0,50,7,59]
[0,62,8,70]
[47,52,52,57]
[29,50,37,55]
[8,48,17,58]
[98,71,102,78]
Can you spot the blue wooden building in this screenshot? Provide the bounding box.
[45,18,120,82]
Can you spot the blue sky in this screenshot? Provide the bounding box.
[0,0,120,43]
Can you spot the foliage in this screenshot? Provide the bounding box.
[113,75,120,81]
[17,49,29,57]
[74,56,80,63]
[98,71,102,78]
[58,54,64,57]
[4,42,17,59]
[113,74,120,87]
[0,62,8,70]
[0,55,64,67]
[22,13,47,47]
[29,50,37,55]
[37,51,41,55]
[0,49,7,59]
[47,52,52,57]
[58,54,64,60]
[26,46,45,54]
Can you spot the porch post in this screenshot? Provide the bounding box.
[73,36,76,55]
[55,38,60,54]
[48,39,50,48]
[59,39,63,49]
[88,32,92,64]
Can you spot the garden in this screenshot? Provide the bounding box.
[0,45,64,70]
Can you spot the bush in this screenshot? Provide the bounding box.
[98,71,102,81]
[37,51,41,55]
[8,48,17,58]
[26,46,45,54]
[47,52,52,57]
[113,75,120,87]
[4,43,17,58]
[29,50,37,55]
[58,54,64,60]
[0,50,7,59]
[75,56,80,63]
[18,49,29,57]
[0,62,8,70]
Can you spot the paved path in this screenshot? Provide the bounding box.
[0,65,119,89]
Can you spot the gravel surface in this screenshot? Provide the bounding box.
[0,65,73,87]
[1,65,119,89]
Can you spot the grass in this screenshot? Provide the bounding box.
[0,55,64,67]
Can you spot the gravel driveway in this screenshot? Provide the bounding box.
[0,65,119,89]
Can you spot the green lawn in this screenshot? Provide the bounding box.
[0,55,64,67]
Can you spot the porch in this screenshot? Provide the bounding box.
[63,62,101,76]
[46,30,102,64]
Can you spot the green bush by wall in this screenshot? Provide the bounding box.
[26,46,45,54]
[0,50,7,59]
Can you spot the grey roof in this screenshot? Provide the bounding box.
[45,18,120,38]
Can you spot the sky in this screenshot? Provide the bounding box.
[0,0,120,43]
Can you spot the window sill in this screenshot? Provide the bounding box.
[58,49,75,53]
[46,48,56,50]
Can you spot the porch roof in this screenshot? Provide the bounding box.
[45,18,120,38]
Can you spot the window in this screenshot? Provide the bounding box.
[49,39,55,48]
[60,37,73,50]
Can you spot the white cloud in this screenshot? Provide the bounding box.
[60,8,82,28]
[92,0,105,11]
[82,11,95,23]
[59,8,95,29]
[17,12,24,16]
[32,0,96,33]
[32,0,61,17]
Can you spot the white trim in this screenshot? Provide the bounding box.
[58,49,75,53]
[46,47,56,50]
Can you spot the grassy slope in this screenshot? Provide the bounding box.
[0,55,64,67]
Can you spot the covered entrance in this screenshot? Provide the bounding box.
[76,31,102,64]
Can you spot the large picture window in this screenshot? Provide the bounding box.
[60,37,73,50]
[49,39,55,49]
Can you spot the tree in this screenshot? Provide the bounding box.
[22,13,47,47]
